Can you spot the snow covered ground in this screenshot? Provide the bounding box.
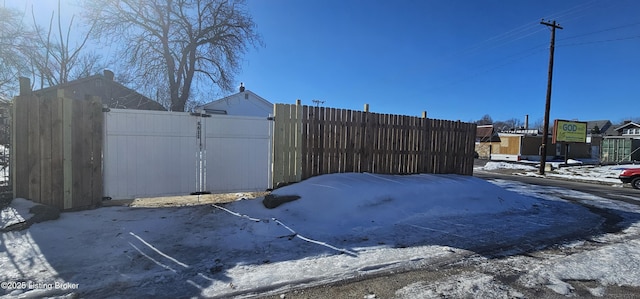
[1,167,640,298]
[481,160,640,185]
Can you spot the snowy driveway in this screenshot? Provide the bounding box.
[2,173,640,298]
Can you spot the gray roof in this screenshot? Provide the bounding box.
[586,120,613,135]
[33,71,166,111]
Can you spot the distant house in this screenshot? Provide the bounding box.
[586,120,614,136]
[476,118,617,162]
[490,131,548,162]
[476,125,498,143]
[474,124,546,161]
[197,83,272,117]
[480,128,598,162]
[601,121,640,163]
[577,120,613,160]
[474,125,499,159]
[33,70,165,111]
[615,121,640,136]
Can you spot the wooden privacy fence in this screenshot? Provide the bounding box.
[13,78,103,210]
[272,103,477,185]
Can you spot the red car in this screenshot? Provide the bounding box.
[619,168,640,189]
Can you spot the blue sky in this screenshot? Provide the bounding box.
[237,0,640,124]
[6,0,639,124]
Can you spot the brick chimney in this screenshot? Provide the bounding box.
[103,69,115,81]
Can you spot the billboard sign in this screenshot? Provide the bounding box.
[553,119,587,143]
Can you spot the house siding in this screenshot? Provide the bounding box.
[201,90,272,117]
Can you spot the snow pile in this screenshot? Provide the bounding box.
[1,198,37,229]
[548,159,583,167]
[259,173,538,234]
[482,161,537,171]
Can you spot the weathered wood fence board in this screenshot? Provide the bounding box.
[13,80,103,210]
[272,103,303,186]
[273,103,476,186]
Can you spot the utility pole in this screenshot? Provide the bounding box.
[312,99,325,107]
[539,19,563,175]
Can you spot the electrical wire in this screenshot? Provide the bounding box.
[452,1,601,59]
[559,21,640,41]
[422,0,603,82]
[558,35,640,47]
[422,0,639,94]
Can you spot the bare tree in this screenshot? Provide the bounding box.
[82,0,261,111]
[70,52,106,79]
[532,118,544,132]
[614,117,640,127]
[26,0,100,89]
[503,118,524,130]
[476,114,493,125]
[0,6,31,95]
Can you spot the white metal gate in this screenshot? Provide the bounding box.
[103,109,272,199]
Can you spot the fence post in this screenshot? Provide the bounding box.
[272,104,283,186]
[294,101,303,182]
[19,77,31,96]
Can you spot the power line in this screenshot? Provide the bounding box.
[542,0,600,25]
[462,0,600,57]
[424,25,638,95]
[558,35,640,47]
[559,21,640,41]
[420,1,601,86]
[415,1,608,99]
[423,45,547,93]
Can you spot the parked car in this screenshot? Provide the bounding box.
[619,168,640,189]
